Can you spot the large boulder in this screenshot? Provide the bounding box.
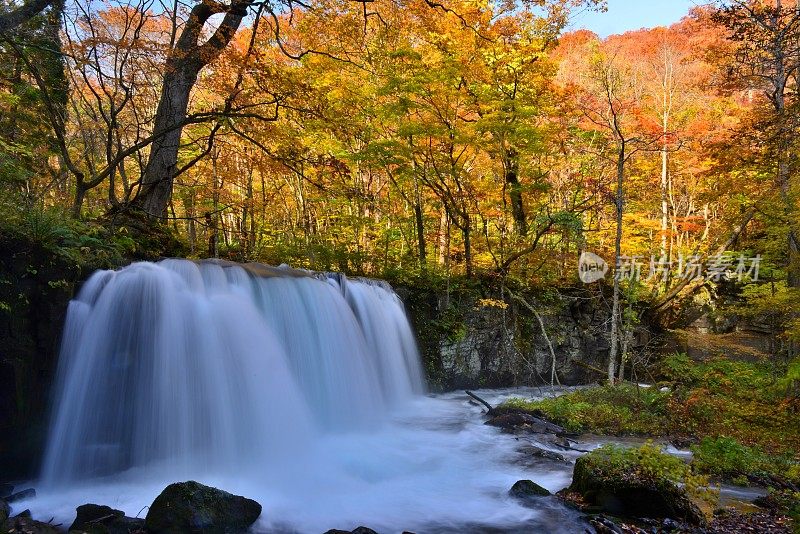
[569,448,705,525]
[144,481,261,533]
[69,503,145,534]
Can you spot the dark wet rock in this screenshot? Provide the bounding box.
[660,517,682,531]
[323,528,378,534]
[1,514,59,533]
[669,436,696,450]
[69,503,145,534]
[0,484,13,498]
[6,488,35,503]
[485,412,565,435]
[70,504,124,528]
[569,454,705,525]
[145,481,261,533]
[0,499,9,523]
[509,479,551,499]
[13,509,31,518]
[518,443,568,463]
[587,514,625,534]
[491,405,547,418]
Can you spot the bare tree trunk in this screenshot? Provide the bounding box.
[72,184,86,219]
[133,0,251,217]
[609,144,625,384]
[185,192,196,254]
[438,210,449,267]
[462,217,472,277]
[414,200,426,268]
[505,147,527,237]
[618,326,632,382]
[660,139,669,260]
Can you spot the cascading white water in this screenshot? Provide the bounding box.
[41,259,425,484]
[31,259,586,533]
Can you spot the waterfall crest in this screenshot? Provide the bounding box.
[41,259,425,484]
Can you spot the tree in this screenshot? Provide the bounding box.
[714,0,800,287]
[576,45,659,383]
[0,0,53,34]
[132,0,256,218]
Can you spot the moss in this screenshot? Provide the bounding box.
[570,443,712,524]
[501,384,670,435]
[690,436,787,482]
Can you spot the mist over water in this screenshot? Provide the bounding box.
[30,259,582,533]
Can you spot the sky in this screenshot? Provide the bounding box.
[568,0,703,38]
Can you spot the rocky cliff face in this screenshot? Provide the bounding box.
[0,235,86,479]
[398,285,641,391]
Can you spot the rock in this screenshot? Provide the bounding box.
[661,517,681,531]
[569,454,705,525]
[6,488,35,503]
[70,504,124,528]
[1,514,59,533]
[0,499,9,523]
[144,481,261,533]
[69,503,145,534]
[518,444,569,463]
[323,528,378,534]
[0,484,13,498]
[509,480,551,499]
[587,515,624,534]
[485,412,565,434]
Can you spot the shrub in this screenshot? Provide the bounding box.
[691,437,765,481]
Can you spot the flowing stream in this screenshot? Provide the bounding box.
[23,260,588,532]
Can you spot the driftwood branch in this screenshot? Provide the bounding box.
[465,390,495,414]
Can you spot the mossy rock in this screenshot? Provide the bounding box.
[570,449,705,525]
[144,481,261,533]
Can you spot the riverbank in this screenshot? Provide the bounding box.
[4,386,795,533]
[496,353,800,531]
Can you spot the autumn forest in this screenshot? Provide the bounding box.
[3,0,793,281]
[1,0,800,531]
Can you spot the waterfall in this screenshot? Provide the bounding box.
[41,259,425,485]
